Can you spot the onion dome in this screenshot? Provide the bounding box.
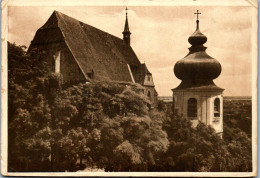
[173,11,222,91]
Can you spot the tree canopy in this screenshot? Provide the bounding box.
[8,42,252,172]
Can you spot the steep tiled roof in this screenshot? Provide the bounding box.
[132,63,151,85]
[30,11,143,82]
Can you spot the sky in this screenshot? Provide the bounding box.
[8,6,253,96]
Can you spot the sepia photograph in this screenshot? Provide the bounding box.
[1,0,258,176]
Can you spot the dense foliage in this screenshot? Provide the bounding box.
[8,42,252,172]
[223,99,252,138]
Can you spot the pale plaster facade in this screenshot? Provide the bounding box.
[173,90,223,136]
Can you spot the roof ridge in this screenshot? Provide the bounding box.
[54,10,124,43]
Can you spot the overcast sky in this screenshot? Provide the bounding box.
[8,6,253,96]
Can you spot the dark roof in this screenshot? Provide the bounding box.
[141,63,151,74]
[132,63,152,85]
[30,11,144,83]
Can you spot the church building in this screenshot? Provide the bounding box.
[29,9,158,107]
[172,11,224,136]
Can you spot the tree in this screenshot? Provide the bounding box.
[8,43,78,171]
[8,42,252,172]
[98,114,169,171]
[156,109,252,172]
[8,42,52,171]
[61,82,168,171]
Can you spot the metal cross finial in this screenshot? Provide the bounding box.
[194,10,201,21]
[126,7,128,16]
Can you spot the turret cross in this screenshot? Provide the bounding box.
[126,7,128,16]
[194,10,201,21]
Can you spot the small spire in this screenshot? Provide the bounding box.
[194,10,201,30]
[123,7,130,33]
[122,7,131,45]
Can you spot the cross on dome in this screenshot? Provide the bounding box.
[194,10,201,21]
[125,7,128,16]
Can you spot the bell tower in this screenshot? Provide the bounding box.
[122,7,131,46]
[172,10,224,137]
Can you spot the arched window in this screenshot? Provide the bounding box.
[188,98,197,117]
[214,98,220,117]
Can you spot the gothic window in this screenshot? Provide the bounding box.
[188,98,197,117]
[147,91,151,99]
[147,76,150,81]
[214,98,220,117]
[53,51,61,73]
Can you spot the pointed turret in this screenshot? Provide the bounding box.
[122,8,131,46]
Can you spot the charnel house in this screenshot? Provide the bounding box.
[29,9,158,107]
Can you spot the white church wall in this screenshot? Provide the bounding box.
[201,96,207,124]
[173,90,223,134]
[209,94,223,134]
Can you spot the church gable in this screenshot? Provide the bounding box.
[41,11,60,29]
[29,12,64,47]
